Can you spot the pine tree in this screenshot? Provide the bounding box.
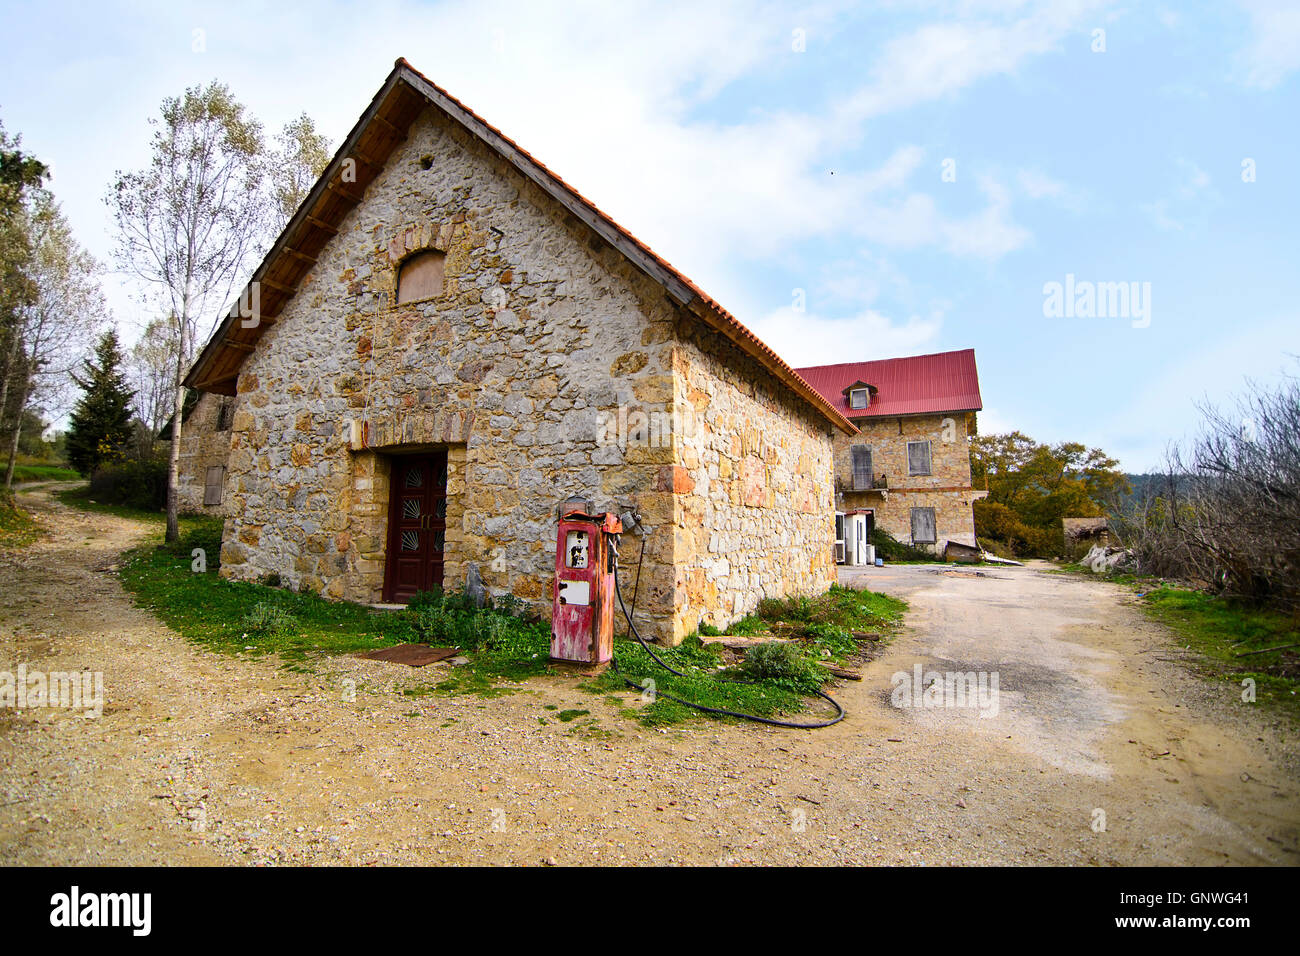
[66,329,134,476]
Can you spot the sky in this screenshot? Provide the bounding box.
[1,0,1297,471]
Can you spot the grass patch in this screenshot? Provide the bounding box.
[0,492,43,548]
[588,585,907,727]
[56,484,165,523]
[11,465,79,483]
[119,518,420,661]
[728,585,907,662]
[583,635,817,726]
[1055,562,1299,717]
[1140,586,1299,716]
[117,515,554,695]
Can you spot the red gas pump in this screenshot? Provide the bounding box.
[552,504,622,664]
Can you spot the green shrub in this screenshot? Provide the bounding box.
[242,602,297,638]
[492,593,527,618]
[974,500,1063,558]
[737,641,824,693]
[869,527,933,562]
[87,458,168,512]
[408,588,444,612]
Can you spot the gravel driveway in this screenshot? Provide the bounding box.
[2,486,1296,865]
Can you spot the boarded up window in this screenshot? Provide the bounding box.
[849,387,869,410]
[907,440,932,476]
[911,507,936,544]
[396,250,446,304]
[851,445,873,490]
[203,466,225,506]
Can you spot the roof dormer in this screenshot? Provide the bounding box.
[842,381,876,411]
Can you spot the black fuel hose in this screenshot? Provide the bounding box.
[608,539,845,729]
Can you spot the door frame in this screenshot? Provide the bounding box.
[381,450,448,603]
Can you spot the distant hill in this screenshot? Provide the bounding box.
[1118,473,1192,508]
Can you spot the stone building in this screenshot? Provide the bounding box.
[164,391,238,515]
[179,59,854,644]
[796,350,985,555]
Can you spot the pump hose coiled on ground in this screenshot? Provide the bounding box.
[607,532,845,729]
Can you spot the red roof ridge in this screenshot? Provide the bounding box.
[794,349,983,419]
[794,347,976,375]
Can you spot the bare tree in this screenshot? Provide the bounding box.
[107,81,268,541]
[128,315,177,436]
[1114,370,1300,609]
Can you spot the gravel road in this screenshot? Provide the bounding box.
[1,486,1296,866]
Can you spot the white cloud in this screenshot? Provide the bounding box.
[3,0,1101,359]
[1017,168,1064,199]
[749,305,943,368]
[834,0,1107,125]
[1235,0,1300,89]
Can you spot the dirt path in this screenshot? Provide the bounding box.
[2,487,1296,865]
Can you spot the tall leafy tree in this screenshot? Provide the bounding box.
[1,191,105,488]
[107,81,269,541]
[971,431,1128,555]
[269,113,332,232]
[66,329,134,477]
[0,118,50,474]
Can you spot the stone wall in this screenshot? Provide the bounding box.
[194,100,842,644]
[671,322,838,638]
[834,412,982,552]
[212,103,708,641]
[176,391,236,515]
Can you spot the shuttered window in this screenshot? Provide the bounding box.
[906,440,932,476]
[396,250,446,304]
[203,466,225,507]
[851,445,873,491]
[911,507,936,544]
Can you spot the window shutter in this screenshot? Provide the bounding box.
[911,507,936,544]
[907,440,932,476]
[204,466,225,506]
[851,445,873,490]
[396,250,446,304]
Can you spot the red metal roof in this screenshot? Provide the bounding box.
[794,349,982,418]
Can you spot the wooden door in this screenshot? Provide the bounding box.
[382,452,448,603]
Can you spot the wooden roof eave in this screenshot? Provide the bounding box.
[183,59,857,437]
[183,69,416,393]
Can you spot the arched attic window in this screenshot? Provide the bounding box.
[396,250,446,304]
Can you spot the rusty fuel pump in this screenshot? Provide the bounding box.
[551,498,622,665]
[547,494,844,728]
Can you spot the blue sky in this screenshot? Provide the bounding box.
[1,0,1297,470]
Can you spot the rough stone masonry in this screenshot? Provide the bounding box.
[186,81,844,645]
